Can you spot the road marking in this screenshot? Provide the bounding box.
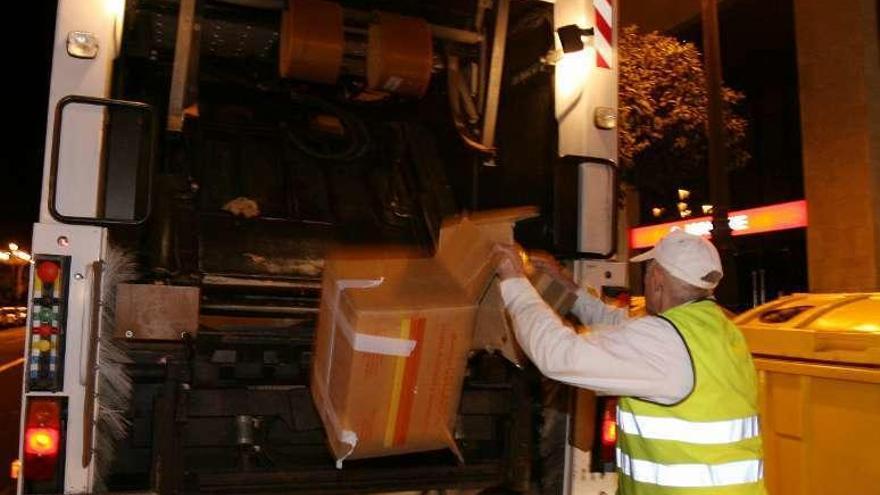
[0,357,25,374]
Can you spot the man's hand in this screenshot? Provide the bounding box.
[528,250,580,292]
[493,243,527,280]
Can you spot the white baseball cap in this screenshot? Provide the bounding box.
[630,230,723,289]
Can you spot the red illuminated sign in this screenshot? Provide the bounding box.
[630,200,808,249]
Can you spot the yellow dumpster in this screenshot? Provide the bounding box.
[734,293,880,495]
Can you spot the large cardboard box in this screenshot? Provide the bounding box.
[311,207,537,466]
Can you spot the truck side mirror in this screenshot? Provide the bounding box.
[49,95,156,225]
[553,157,619,258]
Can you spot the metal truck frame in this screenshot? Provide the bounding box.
[15,0,620,493]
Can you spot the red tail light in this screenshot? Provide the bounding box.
[595,397,618,471]
[601,399,618,446]
[23,398,64,485]
[25,428,59,456]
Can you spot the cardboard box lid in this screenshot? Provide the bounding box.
[326,258,475,311]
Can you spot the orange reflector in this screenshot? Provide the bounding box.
[630,200,808,249]
[10,459,21,479]
[25,428,59,456]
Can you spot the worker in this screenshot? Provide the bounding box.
[494,230,765,494]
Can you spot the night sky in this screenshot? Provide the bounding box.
[3,2,57,252]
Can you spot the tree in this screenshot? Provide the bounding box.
[618,26,749,198]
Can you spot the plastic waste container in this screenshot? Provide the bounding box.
[734,293,880,495]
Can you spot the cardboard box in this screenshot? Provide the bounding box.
[311,207,537,466]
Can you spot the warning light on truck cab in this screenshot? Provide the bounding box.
[630,200,808,249]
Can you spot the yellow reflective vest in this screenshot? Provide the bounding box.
[617,300,766,495]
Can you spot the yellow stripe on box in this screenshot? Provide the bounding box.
[384,318,410,447]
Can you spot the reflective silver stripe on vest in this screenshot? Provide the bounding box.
[618,409,760,445]
[617,448,764,487]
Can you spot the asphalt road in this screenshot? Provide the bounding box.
[0,326,25,495]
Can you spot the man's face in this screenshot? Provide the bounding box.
[644,260,661,315]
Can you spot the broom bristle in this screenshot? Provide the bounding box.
[93,245,138,492]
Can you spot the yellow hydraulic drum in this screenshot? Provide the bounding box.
[279,0,344,84]
[367,12,433,98]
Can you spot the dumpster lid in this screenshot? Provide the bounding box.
[734,293,880,366]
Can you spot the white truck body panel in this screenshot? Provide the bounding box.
[19,0,117,491]
[554,0,619,256]
[39,0,120,223]
[553,0,617,161]
[18,224,107,495]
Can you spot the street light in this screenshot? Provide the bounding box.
[0,243,32,264]
[1,243,31,303]
[12,251,32,262]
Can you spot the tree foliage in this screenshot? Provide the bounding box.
[618,26,749,195]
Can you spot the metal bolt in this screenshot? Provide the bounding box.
[57,236,69,247]
[236,415,256,445]
[125,330,134,338]
[74,273,84,280]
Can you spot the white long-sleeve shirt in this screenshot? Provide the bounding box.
[499,277,694,405]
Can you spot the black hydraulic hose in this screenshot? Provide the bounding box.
[284,93,371,162]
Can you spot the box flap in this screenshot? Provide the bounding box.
[470,206,541,247]
[472,278,526,366]
[434,214,495,294]
[467,206,541,225]
[435,207,539,301]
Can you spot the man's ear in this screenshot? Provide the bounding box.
[652,265,665,291]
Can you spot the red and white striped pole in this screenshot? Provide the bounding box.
[593,0,613,68]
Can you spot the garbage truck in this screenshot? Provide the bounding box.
[15,0,622,493]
